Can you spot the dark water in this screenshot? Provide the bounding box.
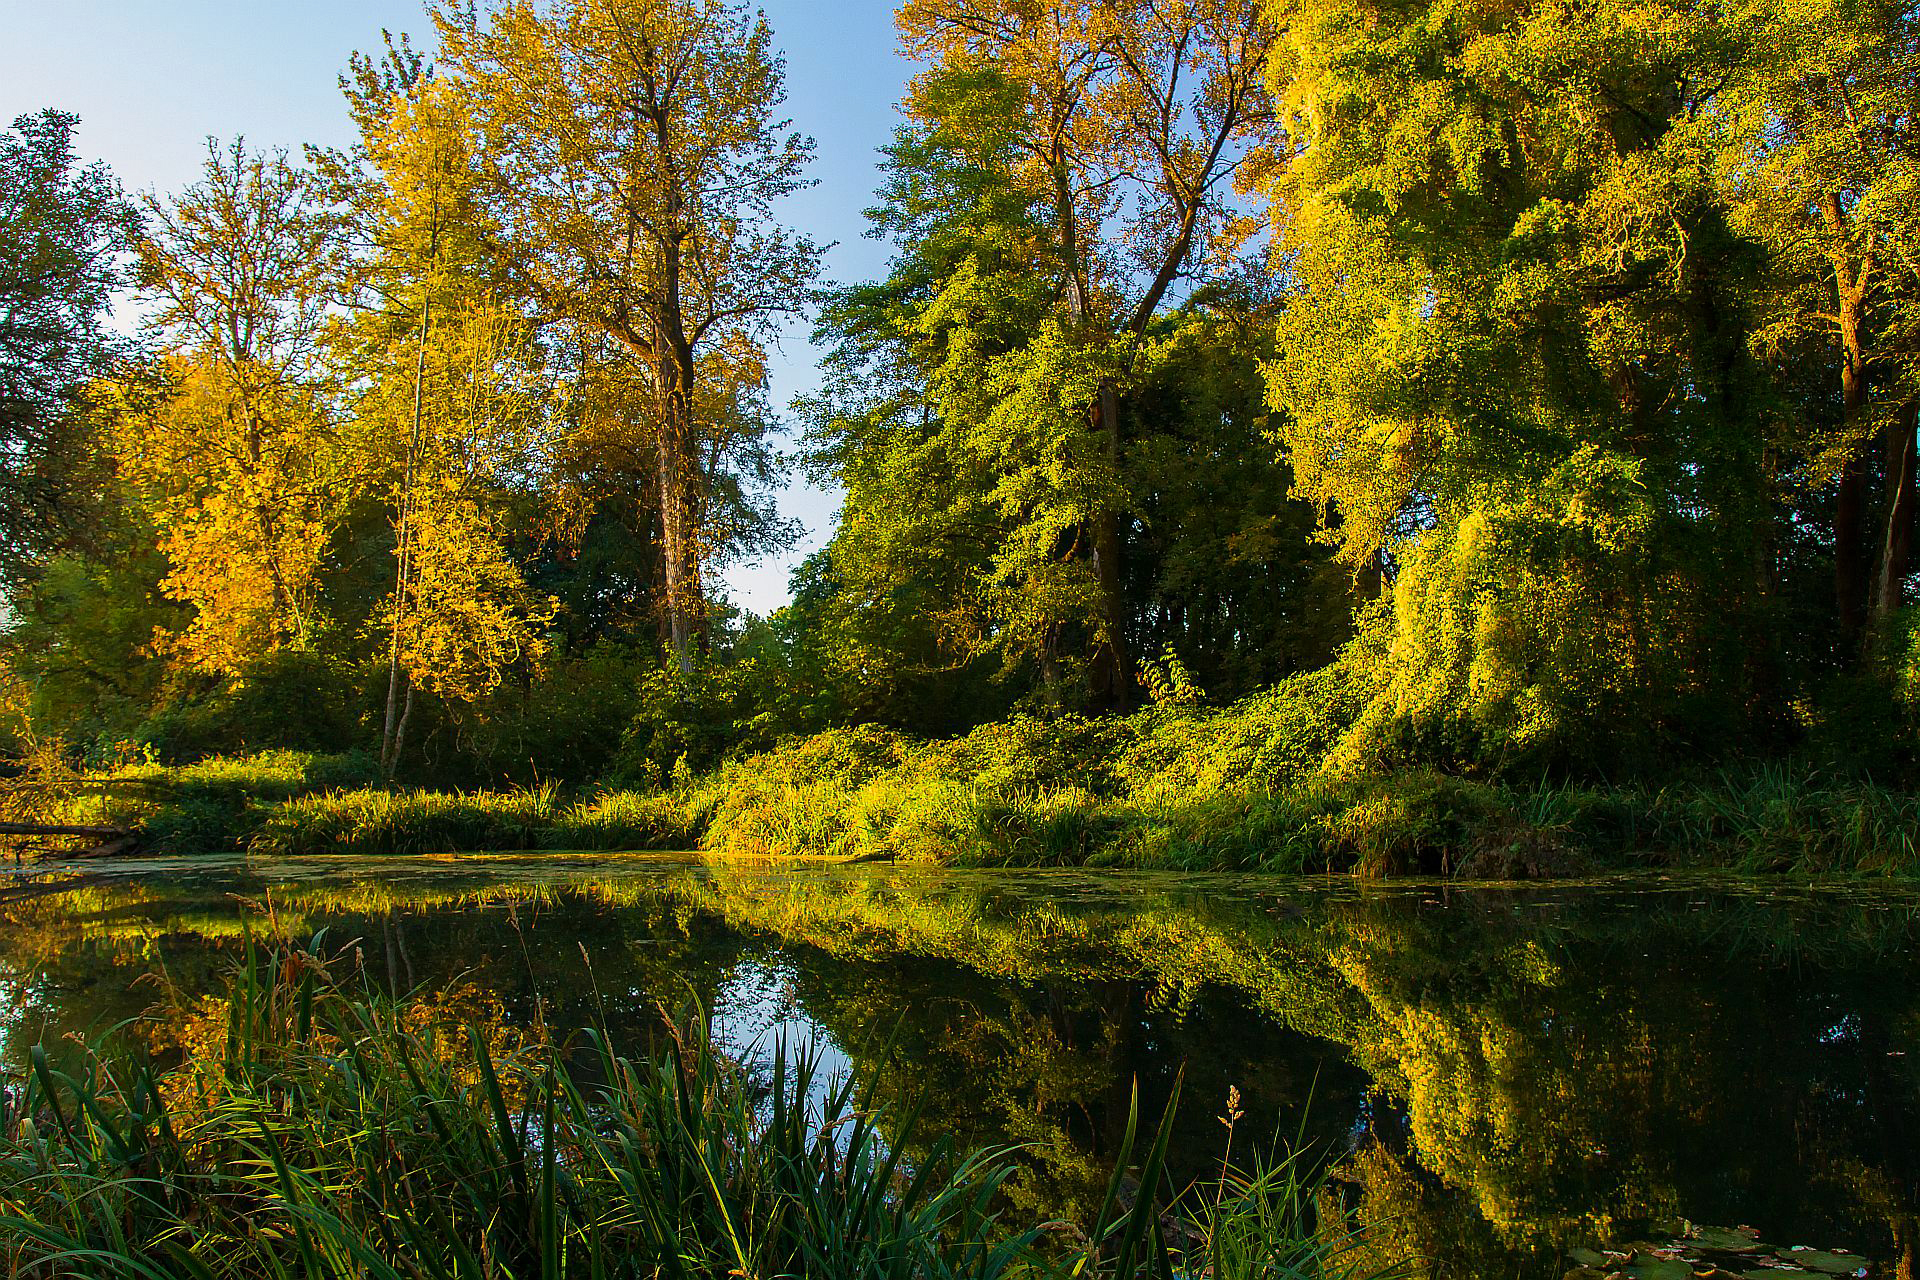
[3,854,1918,1278]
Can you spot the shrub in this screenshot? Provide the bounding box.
[135,650,365,764]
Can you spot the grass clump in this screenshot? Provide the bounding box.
[250,784,718,855]
[0,941,1399,1279]
[2,750,382,854]
[251,784,565,855]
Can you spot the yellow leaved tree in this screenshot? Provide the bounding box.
[328,45,559,772]
[122,140,346,677]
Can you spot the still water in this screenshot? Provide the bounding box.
[2,854,1917,1278]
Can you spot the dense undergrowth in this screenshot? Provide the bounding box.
[0,942,1391,1279]
[12,667,1920,875]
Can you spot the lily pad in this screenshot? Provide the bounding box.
[1772,1249,1866,1276]
[1571,1248,1617,1267]
[1622,1259,1694,1280]
[1689,1226,1766,1252]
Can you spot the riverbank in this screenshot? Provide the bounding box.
[11,715,1918,876]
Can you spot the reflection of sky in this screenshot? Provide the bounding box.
[1,0,913,616]
[711,954,853,1118]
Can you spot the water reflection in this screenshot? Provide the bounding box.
[1,857,1916,1278]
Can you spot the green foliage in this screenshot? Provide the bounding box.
[251,783,712,855]
[136,650,366,764]
[450,642,651,786]
[0,549,180,760]
[0,110,130,575]
[253,783,565,855]
[75,750,381,854]
[10,0,1920,816]
[611,655,791,787]
[698,708,1920,878]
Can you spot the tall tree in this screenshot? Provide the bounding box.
[0,111,129,579]
[1718,0,1920,640]
[124,139,347,676]
[325,38,559,774]
[809,51,1339,717]
[894,0,1276,709]
[431,0,819,675]
[1260,0,1780,770]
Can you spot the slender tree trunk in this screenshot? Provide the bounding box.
[655,338,700,680]
[390,681,417,775]
[1825,193,1874,653]
[1874,400,1917,623]
[382,273,434,779]
[657,420,696,678]
[1087,378,1131,712]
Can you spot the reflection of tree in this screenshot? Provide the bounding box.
[4,869,1919,1278]
[1316,891,1920,1278]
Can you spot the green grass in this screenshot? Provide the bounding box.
[700,723,1920,877]
[19,703,1920,876]
[0,941,1398,1279]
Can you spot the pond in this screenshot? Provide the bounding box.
[2,854,1917,1278]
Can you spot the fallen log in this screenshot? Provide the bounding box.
[0,820,132,840]
[68,834,141,859]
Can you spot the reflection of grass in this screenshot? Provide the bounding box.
[0,941,1400,1280]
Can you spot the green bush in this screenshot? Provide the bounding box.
[135,651,366,764]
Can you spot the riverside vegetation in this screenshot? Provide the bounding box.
[0,934,1390,1279]
[4,0,1920,874]
[10,0,1920,1268]
[16,708,1920,874]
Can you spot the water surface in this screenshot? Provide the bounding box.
[2,854,1916,1278]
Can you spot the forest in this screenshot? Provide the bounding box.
[4,0,1920,873]
[7,2,1920,1274]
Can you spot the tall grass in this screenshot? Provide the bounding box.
[0,941,1398,1278]
[23,717,1920,875]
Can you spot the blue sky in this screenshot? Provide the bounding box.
[1,0,912,613]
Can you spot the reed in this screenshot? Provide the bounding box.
[0,940,1398,1279]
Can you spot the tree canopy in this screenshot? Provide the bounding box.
[3,0,1918,785]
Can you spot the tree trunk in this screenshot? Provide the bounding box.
[1825,192,1874,653]
[390,681,417,777]
[383,272,434,779]
[1874,400,1917,623]
[1087,378,1131,713]
[655,346,700,680]
[0,821,130,839]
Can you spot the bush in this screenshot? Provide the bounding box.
[136,651,365,764]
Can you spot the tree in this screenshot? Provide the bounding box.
[124,139,348,677]
[0,111,129,579]
[326,39,560,774]
[1717,0,1920,641]
[431,0,819,675]
[1259,0,1781,770]
[809,46,1339,718]
[893,0,1277,709]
